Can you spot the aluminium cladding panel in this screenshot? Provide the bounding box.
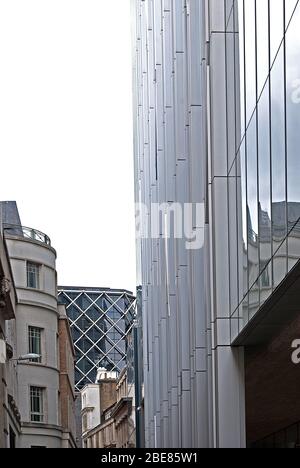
[168,294,179,448]
[187,0,203,106]
[149,108,157,187]
[177,265,193,447]
[174,52,188,163]
[228,171,240,315]
[211,177,231,320]
[162,6,176,204]
[209,32,228,178]
[141,295,150,446]
[174,0,186,54]
[162,5,174,109]
[190,106,205,205]
[164,111,176,203]
[176,161,189,270]
[133,0,210,448]
[186,6,209,448]
[159,316,168,446]
[207,0,246,448]
[209,0,226,32]
[226,30,239,172]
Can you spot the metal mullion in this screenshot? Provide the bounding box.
[255,0,261,309]
[103,293,130,316]
[242,0,250,323]
[103,334,128,358]
[283,0,289,272]
[268,0,274,291]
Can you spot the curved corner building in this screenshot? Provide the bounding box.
[2,202,66,448]
[132,0,300,448]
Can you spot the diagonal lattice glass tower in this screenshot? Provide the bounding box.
[58,287,135,391]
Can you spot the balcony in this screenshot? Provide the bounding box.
[3,224,51,247]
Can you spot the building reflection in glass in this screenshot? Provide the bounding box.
[228,0,300,337]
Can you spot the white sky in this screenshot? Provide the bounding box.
[0,0,137,293]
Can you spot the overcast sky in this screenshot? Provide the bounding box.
[0,0,136,293]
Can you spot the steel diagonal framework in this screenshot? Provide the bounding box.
[58,288,136,391]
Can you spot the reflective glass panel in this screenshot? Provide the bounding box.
[244,0,256,124]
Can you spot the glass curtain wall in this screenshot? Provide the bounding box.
[58,289,136,390]
[228,0,300,337]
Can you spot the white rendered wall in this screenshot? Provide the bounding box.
[81,385,101,434]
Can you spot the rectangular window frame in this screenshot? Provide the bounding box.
[26,262,40,290]
[28,326,43,363]
[30,386,44,423]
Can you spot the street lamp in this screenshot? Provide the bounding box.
[12,354,41,362]
[0,338,42,364]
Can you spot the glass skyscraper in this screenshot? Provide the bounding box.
[58,287,135,391]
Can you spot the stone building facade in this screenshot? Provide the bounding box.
[58,305,77,448]
[0,222,19,448]
[0,201,77,448]
[81,368,136,448]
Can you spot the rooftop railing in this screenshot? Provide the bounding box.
[3,224,51,247]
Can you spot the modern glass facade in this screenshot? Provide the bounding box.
[133,0,300,448]
[226,0,300,337]
[58,287,135,391]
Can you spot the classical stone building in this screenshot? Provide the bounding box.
[81,369,118,448]
[112,368,135,449]
[0,201,77,448]
[81,368,136,448]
